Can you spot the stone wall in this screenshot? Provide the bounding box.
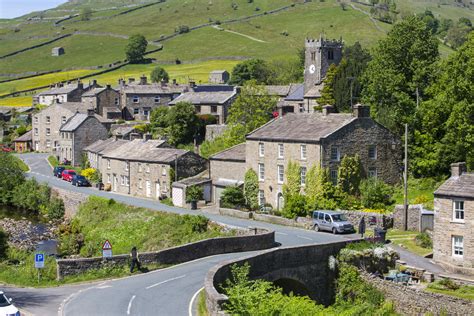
[360,272,474,316]
[393,204,423,231]
[51,187,88,218]
[56,227,275,279]
[205,124,228,141]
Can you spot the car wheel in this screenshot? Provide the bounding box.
[332,228,337,234]
[314,225,319,232]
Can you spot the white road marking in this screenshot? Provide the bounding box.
[127,295,136,315]
[275,232,288,236]
[145,274,186,289]
[297,235,313,241]
[96,285,112,289]
[188,287,204,316]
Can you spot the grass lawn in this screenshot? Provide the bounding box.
[426,280,474,301]
[387,229,432,257]
[0,95,33,107]
[47,155,82,173]
[11,155,29,172]
[391,177,445,210]
[197,290,209,316]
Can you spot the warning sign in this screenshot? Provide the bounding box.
[102,240,112,250]
[102,240,112,258]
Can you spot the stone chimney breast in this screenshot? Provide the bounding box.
[322,105,334,116]
[451,162,467,177]
[353,104,370,118]
[139,75,147,85]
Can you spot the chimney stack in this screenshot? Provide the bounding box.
[143,133,152,141]
[106,84,111,89]
[353,104,370,118]
[77,81,84,90]
[451,162,467,178]
[87,109,95,117]
[139,75,147,85]
[172,79,177,85]
[92,79,97,86]
[128,78,135,84]
[322,105,335,116]
[189,80,196,88]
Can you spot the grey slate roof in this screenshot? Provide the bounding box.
[246,112,356,143]
[285,83,304,101]
[37,84,81,96]
[210,143,246,162]
[122,83,189,95]
[60,113,89,132]
[57,102,93,113]
[169,90,236,105]
[304,83,324,98]
[97,139,130,156]
[210,70,228,74]
[102,139,182,163]
[13,130,32,142]
[265,85,291,97]
[435,173,474,199]
[112,125,138,137]
[82,88,107,97]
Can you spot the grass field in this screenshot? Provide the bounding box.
[426,280,474,301]
[0,95,34,107]
[387,229,432,257]
[391,177,445,210]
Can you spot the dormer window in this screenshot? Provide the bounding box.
[132,96,139,103]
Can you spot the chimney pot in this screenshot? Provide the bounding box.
[172,79,177,85]
[451,162,467,177]
[353,103,370,118]
[128,78,135,84]
[139,75,147,85]
[322,104,334,116]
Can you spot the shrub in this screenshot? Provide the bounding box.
[0,228,8,260]
[244,169,259,211]
[81,168,100,183]
[360,178,394,209]
[413,194,429,205]
[11,178,50,212]
[220,186,245,209]
[438,278,460,291]
[46,197,65,220]
[415,232,433,248]
[186,185,203,202]
[160,198,174,206]
[282,194,307,219]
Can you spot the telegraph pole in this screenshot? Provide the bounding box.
[403,123,408,231]
[348,77,355,108]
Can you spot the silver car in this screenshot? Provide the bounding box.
[312,211,354,234]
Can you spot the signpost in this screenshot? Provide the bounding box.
[102,240,113,258]
[35,253,45,283]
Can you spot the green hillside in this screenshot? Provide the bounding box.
[0,0,472,106]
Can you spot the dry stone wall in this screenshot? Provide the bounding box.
[51,187,88,218]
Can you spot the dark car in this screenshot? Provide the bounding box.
[61,170,76,182]
[71,175,90,187]
[53,166,66,178]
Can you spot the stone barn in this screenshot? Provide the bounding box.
[52,47,65,56]
[209,70,230,84]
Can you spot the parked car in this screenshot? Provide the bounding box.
[71,175,90,187]
[0,291,20,316]
[312,211,355,234]
[53,166,66,178]
[61,170,76,182]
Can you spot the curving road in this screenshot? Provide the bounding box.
[7,153,360,316]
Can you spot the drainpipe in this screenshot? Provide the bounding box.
[127,160,131,195]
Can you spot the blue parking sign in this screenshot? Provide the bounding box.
[35,253,45,269]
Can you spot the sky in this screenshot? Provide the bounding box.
[0,0,66,19]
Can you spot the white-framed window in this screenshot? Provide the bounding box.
[46,116,50,124]
[330,169,338,185]
[330,147,340,161]
[132,96,139,103]
[139,179,143,189]
[300,144,307,160]
[162,167,167,176]
[258,190,265,206]
[107,159,111,169]
[278,144,284,159]
[107,174,111,184]
[453,200,464,222]
[34,128,38,136]
[61,116,66,124]
[299,104,305,113]
[368,145,377,160]
[34,116,38,123]
[46,128,50,136]
[125,175,129,187]
[154,96,160,103]
[301,166,307,186]
[277,165,284,184]
[46,140,51,148]
[125,162,129,171]
[121,175,125,186]
[146,164,150,173]
[368,168,377,178]
[138,163,142,173]
[259,143,264,157]
[452,235,464,257]
[133,108,140,115]
[258,163,265,181]
[211,105,217,113]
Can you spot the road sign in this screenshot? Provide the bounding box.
[102,240,113,258]
[35,253,45,269]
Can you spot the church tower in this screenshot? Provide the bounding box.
[304,35,344,94]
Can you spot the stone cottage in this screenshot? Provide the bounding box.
[433,162,474,275]
[81,84,121,119]
[35,80,100,106]
[84,138,129,170]
[209,70,230,84]
[210,104,400,209]
[59,110,109,166]
[12,130,32,153]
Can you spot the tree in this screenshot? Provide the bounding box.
[318,63,337,106]
[11,179,50,211]
[362,16,439,135]
[0,228,7,260]
[80,7,92,21]
[150,106,170,129]
[150,66,169,83]
[167,102,199,145]
[419,10,439,34]
[446,25,471,49]
[0,153,25,204]
[244,169,259,211]
[220,186,246,209]
[230,59,271,85]
[125,34,148,64]
[305,165,323,210]
[337,155,362,195]
[359,178,393,209]
[283,161,301,198]
[266,57,303,84]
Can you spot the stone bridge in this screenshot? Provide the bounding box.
[205,239,361,315]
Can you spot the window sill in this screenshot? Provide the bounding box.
[450,220,465,224]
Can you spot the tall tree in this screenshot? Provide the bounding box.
[150,66,169,83]
[337,155,362,195]
[125,34,148,64]
[0,153,25,204]
[167,102,199,145]
[244,169,259,211]
[318,64,337,106]
[362,16,439,135]
[230,59,271,85]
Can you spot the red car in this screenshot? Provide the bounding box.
[61,170,76,182]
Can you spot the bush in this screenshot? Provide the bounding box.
[282,194,307,219]
[415,232,433,248]
[438,278,460,291]
[0,228,8,260]
[81,168,100,183]
[186,185,203,202]
[11,178,50,212]
[220,186,245,209]
[46,197,65,220]
[244,169,259,211]
[160,198,174,206]
[360,178,394,209]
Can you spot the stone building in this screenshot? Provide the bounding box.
[35,81,100,106]
[169,85,237,124]
[59,111,109,166]
[98,139,207,200]
[84,138,129,170]
[118,76,190,120]
[52,47,65,56]
[12,130,32,153]
[81,84,121,119]
[433,162,474,275]
[209,70,230,84]
[209,143,246,203]
[110,124,143,140]
[210,104,400,209]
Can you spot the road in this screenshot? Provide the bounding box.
[6,153,360,316]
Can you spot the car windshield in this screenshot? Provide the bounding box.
[77,176,85,180]
[0,294,11,307]
[331,214,347,222]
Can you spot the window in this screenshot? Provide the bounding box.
[278,144,284,159]
[300,144,307,160]
[125,162,129,171]
[162,167,167,176]
[107,159,111,169]
[46,116,50,124]
[277,165,284,184]
[34,128,38,136]
[133,108,140,115]
[325,214,331,222]
[330,169,338,185]
[46,128,50,136]
[121,175,125,185]
[146,164,150,173]
[453,200,464,221]
[452,236,463,257]
[311,52,316,61]
[368,145,377,160]
[154,96,161,103]
[330,147,340,161]
[318,212,324,220]
[195,105,201,113]
[211,105,218,113]
[327,49,334,60]
[258,190,265,206]
[61,116,66,124]
[368,168,377,178]
[299,104,305,113]
[34,117,38,123]
[258,143,265,157]
[107,174,111,184]
[46,140,51,148]
[139,179,143,189]
[114,98,119,106]
[300,167,307,185]
[132,96,139,103]
[138,163,142,173]
[144,109,149,117]
[258,163,265,181]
